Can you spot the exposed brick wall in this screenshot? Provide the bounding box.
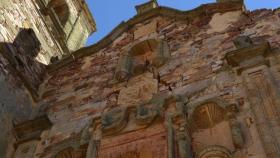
[38,6,280,157]
[1,1,280,158]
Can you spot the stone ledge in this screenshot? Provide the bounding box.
[226,42,271,67]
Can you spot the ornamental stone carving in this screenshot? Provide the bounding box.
[135,105,158,125]
[196,145,232,158]
[101,107,128,135]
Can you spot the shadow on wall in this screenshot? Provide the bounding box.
[0,28,46,99]
[0,28,46,157]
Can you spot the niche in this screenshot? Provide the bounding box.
[115,39,170,108]
[190,102,235,156]
[115,39,170,82]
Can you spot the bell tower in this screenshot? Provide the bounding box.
[38,0,96,60]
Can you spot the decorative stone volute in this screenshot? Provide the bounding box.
[101,107,128,135]
[135,105,158,125]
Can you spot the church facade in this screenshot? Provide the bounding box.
[1,0,280,158]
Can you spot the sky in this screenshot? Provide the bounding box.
[85,0,280,46]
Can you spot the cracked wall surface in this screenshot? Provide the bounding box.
[0,0,95,157]
[2,0,280,158]
[37,2,280,158]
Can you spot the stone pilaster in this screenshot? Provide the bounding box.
[226,36,280,157]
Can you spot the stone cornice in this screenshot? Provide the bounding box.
[225,41,273,75]
[78,0,97,33]
[47,1,244,73]
[226,42,271,67]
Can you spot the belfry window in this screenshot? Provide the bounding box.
[48,0,70,27]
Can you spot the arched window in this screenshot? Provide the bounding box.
[48,0,70,27]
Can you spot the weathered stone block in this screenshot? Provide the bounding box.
[117,72,158,107]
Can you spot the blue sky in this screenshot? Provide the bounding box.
[85,0,280,45]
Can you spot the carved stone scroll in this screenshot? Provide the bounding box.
[101,107,128,136]
[135,105,158,125]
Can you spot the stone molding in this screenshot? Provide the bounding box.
[47,1,244,73]
[101,107,128,136]
[114,38,170,82]
[226,37,272,74]
[196,145,232,158]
